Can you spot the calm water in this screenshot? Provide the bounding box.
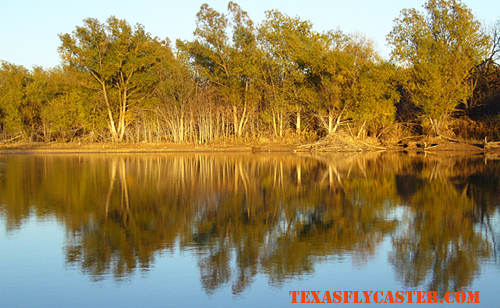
[0,152,499,307]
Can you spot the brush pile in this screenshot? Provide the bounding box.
[297,132,386,152]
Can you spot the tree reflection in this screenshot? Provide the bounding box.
[390,156,496,296]
[0,152,498,294]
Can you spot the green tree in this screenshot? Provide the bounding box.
[59,16,167,142]
[227,1,261,137]
[39,66,105,142]
[344,35,399,137]
[177,2,259,138]
[387,0,490,136]
[257,10,316,137]
[0,62,31,138]
[0,62,50,140]
[154,45,197,143]
[305,30,349,135]
[307,33,398,137]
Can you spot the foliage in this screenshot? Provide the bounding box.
[387,0,491,135]
[257,10,316,136]
[0,62,31,136]
[1,1,499,143]
[58,16,168,142]
[177,2,260,137]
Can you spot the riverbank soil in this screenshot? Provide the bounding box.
[0,135,498,154]
[0,142,253,153]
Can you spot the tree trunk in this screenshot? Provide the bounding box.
[279,111,283,138]
[272,110,277,138]
[296,110,301,135]
[430,117,440,136]
[328,114,333,135]
[233,105,247,137]
[118,87,127,142]
[101,82,119,142]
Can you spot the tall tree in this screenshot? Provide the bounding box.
[307,33,398,137]
[0,62,31,137]
[177,2,259,138]
[59,16,166,142]
[154,46,197,143]
[306,30,349,135]
[258,10,316,137]
[0,62,48,140]
[39,66,103,142]
[227,1,260,137]
[344,35,399,137]
[387,0,490,136]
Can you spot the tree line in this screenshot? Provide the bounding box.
[0,0,499,144]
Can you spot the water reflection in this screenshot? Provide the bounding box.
[390,157,495,297]
[0,152,498,295]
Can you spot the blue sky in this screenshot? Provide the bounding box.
[1,0,499,69]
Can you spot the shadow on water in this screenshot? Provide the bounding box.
[0,152,499,296]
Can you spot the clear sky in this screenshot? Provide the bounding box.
[1,0,499,69]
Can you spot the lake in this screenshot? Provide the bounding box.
[0,152,499,307]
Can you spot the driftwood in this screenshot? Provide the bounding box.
[438,134,463,143]
[357,140,386,150]
[414,142,440,150]
[484,137,500,150]
[423,143,440,150]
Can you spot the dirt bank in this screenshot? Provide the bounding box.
[0,137,498,154]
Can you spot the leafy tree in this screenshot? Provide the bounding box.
[343,35,399,137]
[387,0,490,136]
[307,33,398,137]
[177,2,259,137]
[39,66,105,142]
[227,2,261,136]
[0,62,51,140]
[305,30,349,135]
[59,16,167,142]
[154,45,197,143]
[0,62,31,137]
[257,10,315,137]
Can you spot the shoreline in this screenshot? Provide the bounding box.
[0,140,498,155]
